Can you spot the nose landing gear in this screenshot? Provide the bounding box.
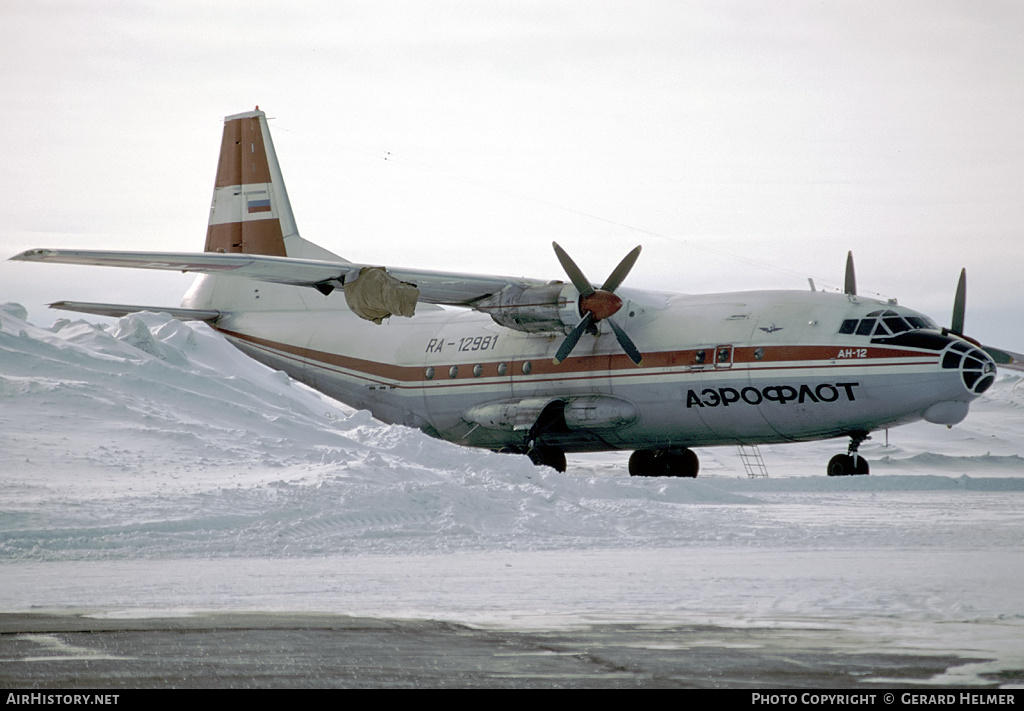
[827,431,871,476]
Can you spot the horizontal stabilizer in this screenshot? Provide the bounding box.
[49,300,221,322]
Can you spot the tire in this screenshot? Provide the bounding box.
[629,448,699,477]
[664,448,699,478]
[827,454,870,476]
[629,449,660,477]
[827,454,851,476]
[527,446,567,472]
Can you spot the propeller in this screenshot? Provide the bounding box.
[946,268,1016,366]
[950,268,967,337]
[844,251,857,296]
[552,242,644,366]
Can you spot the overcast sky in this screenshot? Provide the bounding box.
[2,1,1022,351]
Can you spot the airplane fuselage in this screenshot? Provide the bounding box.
[198,279,991,455]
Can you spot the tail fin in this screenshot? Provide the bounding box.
[205,108,293,256]
[204,108,343,262]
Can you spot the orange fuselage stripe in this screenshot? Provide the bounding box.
[215,326,937,390]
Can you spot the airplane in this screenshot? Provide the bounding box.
[12,107,1021,478]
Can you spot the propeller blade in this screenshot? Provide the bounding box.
[553,312,594,365]
[607,318,644,366]
[600,245,642,293]
[552,242,594,297]
[942,268,1018,369]
[982,345,1014,365]
[844,251,857,296]
[951,268,966,335]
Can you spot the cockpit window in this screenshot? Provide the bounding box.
[884,316,911,334]
[839,310,937,337]
[906,316,937,329]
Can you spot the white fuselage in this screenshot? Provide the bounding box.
[189,275,990,454]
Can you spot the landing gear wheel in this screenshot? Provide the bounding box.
[826,454,870,476]
[628,449,659,477]
[527,445,567,473]
[629,448,699,478]
[664,448,699,478]
[828,431,871,476]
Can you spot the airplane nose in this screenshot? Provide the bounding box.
[941,340,996,395]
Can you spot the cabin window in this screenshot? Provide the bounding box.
[424,367,434,380]
[448,366,459,378]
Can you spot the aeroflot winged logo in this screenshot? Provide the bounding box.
[759,324,784,334]
[686,382,860,408]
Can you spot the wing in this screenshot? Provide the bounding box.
[13,244,664,367]
[10,248,550,307]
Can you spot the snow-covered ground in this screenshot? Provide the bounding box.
[2,302,1023,686]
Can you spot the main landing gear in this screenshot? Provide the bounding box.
[519,401,570,473]
[827,431,871,476]
[628,448,699,478]
[526,444,567,473]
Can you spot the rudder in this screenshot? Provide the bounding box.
[204,107,295,257]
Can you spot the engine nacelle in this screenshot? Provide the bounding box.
[465,395,639,432]
[474,282,580,334]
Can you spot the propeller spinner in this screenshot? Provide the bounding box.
[551,242,644,367]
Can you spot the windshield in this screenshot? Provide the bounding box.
[838,310,938,338]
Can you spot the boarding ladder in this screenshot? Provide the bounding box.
[737,445,768,478]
